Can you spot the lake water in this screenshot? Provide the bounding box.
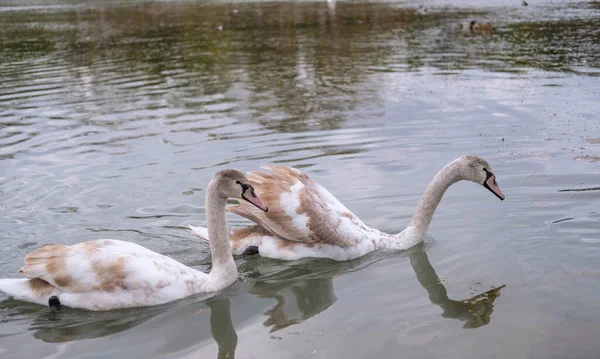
[1,0,599,358]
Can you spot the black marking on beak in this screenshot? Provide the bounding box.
[236,180,251,194]
[483,168,504,201]
[241,189,255,202]
[237,180,267,211]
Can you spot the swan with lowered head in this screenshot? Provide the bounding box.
[0,170,268,310]
[190,156,504,261]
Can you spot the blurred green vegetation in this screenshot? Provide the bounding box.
[1,1,598,132]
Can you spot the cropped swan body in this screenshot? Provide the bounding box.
[0,170,268,310]
[189,156,504,261]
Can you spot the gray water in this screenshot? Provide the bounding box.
[1,0,599,358]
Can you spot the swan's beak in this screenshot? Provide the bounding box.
[484,175,505,201]
[242,189,269,212]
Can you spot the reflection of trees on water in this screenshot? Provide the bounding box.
[2,2,597,72]
[1,2,598,133]
[504,19,600,72]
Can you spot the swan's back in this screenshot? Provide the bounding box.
[227,166,377,247]
[1,239,208,310]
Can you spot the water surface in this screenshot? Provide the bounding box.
[1,1,600,358]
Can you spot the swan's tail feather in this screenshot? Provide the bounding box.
[0,278,54,306]
[188,225,210,243]
[20,244,68,281]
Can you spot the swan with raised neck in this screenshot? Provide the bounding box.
[189,156,504,261]
[0,169,268,310]
[205,169,269,284]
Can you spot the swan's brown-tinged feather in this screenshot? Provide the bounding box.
[20,240,130,293]
[28,278,54,295]
[230,225,271,241]
[228,225,272,252]
[21,244,76,289]
[229,166,363,248]
[93,256,127,292]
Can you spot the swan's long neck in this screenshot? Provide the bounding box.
[206,181,237,284]
[406,159,463,239]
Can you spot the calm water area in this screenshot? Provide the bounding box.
[1,0,599,358]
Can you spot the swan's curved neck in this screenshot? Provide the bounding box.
[206,181,237,283]
[407,159,463,239]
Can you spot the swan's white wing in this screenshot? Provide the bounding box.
[18,239,204,301]
[227,166,370,248]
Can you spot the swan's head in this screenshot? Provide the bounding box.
[461,156,505,201]
[214,170,269,212]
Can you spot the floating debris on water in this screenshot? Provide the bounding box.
[558,187,600,192]
[573,155,600,162]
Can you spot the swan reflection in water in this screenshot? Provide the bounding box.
[0,293,238,357]
[408,247,505,329]
[0,244,503,358]
[0,298,167,342]
[205,296,237,359]
[249,244,504,333]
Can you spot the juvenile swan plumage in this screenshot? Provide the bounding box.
[0,170,268,310]
[190,156,504,261]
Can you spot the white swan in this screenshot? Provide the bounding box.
[0,170,268,310]
[190,156,504,261]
